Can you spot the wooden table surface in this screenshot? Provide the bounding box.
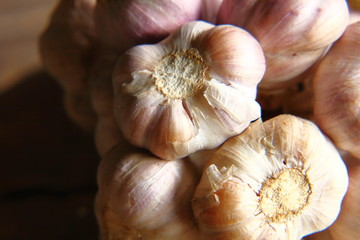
[0,1,100,239]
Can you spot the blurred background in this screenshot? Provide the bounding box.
[0,1,100,239]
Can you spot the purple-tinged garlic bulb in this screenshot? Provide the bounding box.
[95,143,201,240]
[95,0,203,53]
[218,0,349,90]
[313,22,360,159]
[113,21,265,160]
[192,114,348,240]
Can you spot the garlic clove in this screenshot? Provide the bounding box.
[193,24,266,88]
[327,155,360,240]
[201,0,224,23]
[192,114,348,240]
[203,79,261,131]
[306,153,360,240]
[95,143,201,240]
[313,22,360,159]
[95,0,203,53]
[113,21,265,160]
[217,0,349,90]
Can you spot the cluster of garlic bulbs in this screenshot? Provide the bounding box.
[39,0,360,239]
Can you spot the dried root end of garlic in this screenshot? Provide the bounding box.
[192,114,349,240]
[113,21,265,160]
[153,48,207,99]
[259,168,312,224]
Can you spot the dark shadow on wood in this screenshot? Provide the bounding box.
[0,70,99,240]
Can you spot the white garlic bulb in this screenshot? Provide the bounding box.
[95,143,201,240]
[192,114,348,240]
[217,0,349,90]
[313,22,360,159]
[113,21,265,160]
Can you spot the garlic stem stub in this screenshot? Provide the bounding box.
[113,21,265,160]
[192,114,349,240]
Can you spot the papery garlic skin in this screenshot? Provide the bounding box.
[349,10,360,24]
[218,0,349,90]
[95,0,202,53]
[327,155,360,240]
[313,22,360,159]
[192,114,348,240]
[113,21,265,160]
[95,143,201,240]
[306,153,360,240]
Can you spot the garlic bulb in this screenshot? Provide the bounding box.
[313,22,360,159]
[306,153,360,240]
[326,155,360,240]
[113,21,265,160]
[95,143,201,240]
[192,114,348,240]
[95,0,203,53]
[39,0,97,131]
[217,0,349,90]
